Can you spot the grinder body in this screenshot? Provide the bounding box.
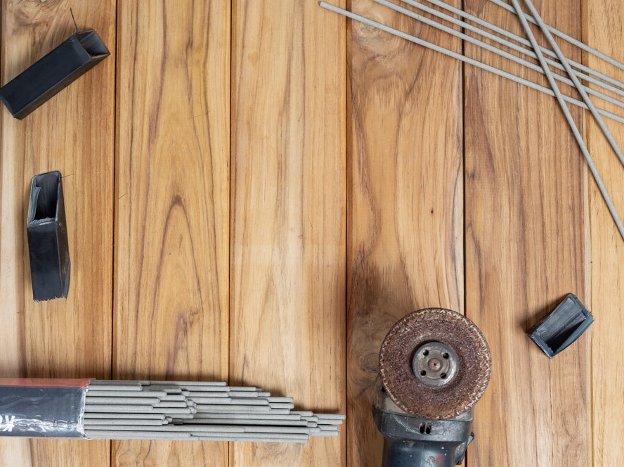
[374,392,473,466]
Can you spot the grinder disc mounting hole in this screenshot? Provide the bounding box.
[413,341,459,387]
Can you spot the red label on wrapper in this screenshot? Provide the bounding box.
[0,378,91,388]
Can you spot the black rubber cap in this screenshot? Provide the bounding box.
[0,30,109,119]
[27,171,70,301]
[529,294,593,358]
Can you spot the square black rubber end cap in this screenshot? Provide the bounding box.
[27,171,70,301]
[529,294,593,358]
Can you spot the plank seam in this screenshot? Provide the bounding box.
[228,0,234,465]
[579,2,595,466]
[112,0,120,464]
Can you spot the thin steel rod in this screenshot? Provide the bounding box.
[270,403,295,409]
[85,405,194,414]
[266,397,293,403]
[228,392,266,398]
[313,419,343,425]
[318,2,624,125]
[489,0,624,72]
[182,419,311,426]
[194,406,276,413]
[190,434,309,442]
[160,395,189,401]
[191,398,268,405]
[194,410,292,416]
[423,0,624,93]
[83,413,167,420]
[86,390,168,398]
[154,402,192,408]
[191,413,304,420]
[376,0,624,111]
[86,384,142,391]
[84,430,310,443]
[85,397,160,405]
[85,425,315,434]
[509,0,624,240]
[142,381,228,387]
[84,430,192,440]
[404,0,624,97]
[179,392,229,398]
[521,0,624,169]
[84,419,166,426]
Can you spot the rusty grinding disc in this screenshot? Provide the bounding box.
[379,308,491,419]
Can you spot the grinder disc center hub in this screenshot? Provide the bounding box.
[413,341,458,387]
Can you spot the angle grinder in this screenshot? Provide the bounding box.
[373,308,492,467]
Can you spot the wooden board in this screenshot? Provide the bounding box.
[0,1,116,466]
[2,0,624,465]
[113,0,230,465]
[463,1,590,466]
[347,1,464,465]
[584,1,624,465]
[229,0,346,465]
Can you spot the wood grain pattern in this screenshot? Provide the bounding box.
[464,1,590,466]
[0,0,115,466]
[584,2,624,465]
[347,1,463,465]
[113,0,230,465]
[230,0,346,465]
[2,0,624,465]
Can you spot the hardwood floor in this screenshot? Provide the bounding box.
[464,2,591,465]
[230,1,345,466]
[0,0,622,465]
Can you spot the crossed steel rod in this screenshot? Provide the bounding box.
[384,0,624,168]
[320,0,624,240]
[377,0,624,112]
[403,0,624,99]
[511,0,624,239]
[488,0,624,72]
[320,2,624,123]
[421,0,624,93]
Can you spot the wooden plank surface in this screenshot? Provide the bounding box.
[347,1,464,465]
[464,1,590,466]
[584,1,624,465]
[230,0,346,466]
[2,0,624,465]
[113,0,230,465]
[0,1,116,466]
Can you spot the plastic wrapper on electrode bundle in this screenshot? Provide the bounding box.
[0,379,88,438]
